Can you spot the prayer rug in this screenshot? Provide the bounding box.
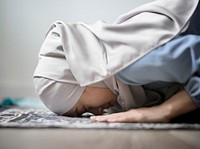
[0,107,200,130]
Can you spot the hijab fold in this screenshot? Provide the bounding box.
[37,0,198,86]
[33,0,198,114]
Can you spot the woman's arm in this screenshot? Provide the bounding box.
[90,90,197,123]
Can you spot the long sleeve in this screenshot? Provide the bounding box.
[117,35,200,107]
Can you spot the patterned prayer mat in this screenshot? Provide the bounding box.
[0,107,200,130]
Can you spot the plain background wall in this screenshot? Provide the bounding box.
[0,0,154,100]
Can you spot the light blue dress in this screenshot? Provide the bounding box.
[116,2,200,107]
[116,35,200,107]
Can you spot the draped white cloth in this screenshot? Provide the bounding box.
[33,0,198,115]
[34,0,198,86]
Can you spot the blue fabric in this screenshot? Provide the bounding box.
[116,35,200,107]
[181,1,200,35]
[0,97,46,108]
[116,3,200,107]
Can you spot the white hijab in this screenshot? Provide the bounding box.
[33,75,150,115]
[33,0,198,115]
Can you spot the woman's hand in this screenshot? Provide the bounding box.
[90,105,170,123]
[90,90,197,123]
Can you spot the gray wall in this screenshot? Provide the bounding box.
[0,0,153,99]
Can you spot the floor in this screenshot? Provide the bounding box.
[0,129,200,149]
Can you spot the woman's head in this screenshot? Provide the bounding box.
[33,77,85,115]
[64,86,117,116]
[33,77,117,116]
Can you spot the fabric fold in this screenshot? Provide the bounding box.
[33,0,199,86]
[33,0,199,114]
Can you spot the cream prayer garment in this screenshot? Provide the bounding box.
[33,0,199,115]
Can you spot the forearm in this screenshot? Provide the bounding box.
[91,90,198,123]
[159,90,197,121]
